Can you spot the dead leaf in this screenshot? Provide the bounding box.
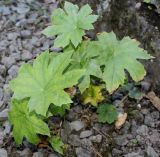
[115,113,127,129]
[64,87,76,97]
[146,91,160,111]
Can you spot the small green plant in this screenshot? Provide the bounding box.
[8,1,153,155]
[97,104,118,124]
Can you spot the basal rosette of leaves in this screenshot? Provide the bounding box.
[8,1,154,155]
[42,1,98,48]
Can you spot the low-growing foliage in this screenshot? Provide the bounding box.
[8,1,153,154]
[97,104,118,124]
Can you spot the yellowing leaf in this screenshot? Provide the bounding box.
[42,2,98,48]
[10,51,85,116]
[96,32,153,93]
[8,99,50,144]
[82,85,104,106]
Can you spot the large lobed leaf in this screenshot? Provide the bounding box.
[10,51,85,116]
[8,99,50,144]
[42,1,98,48]
[96,32,153,93]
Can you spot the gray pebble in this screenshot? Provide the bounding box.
[0,109,9,121]
[16,3,30,14]
[146,146,159,157]
[76,147,92,157]
[1,56,16,69]
[7,32,19,41]
[112,148,122,156]
[68,135,81,146]
[0,88,3,101]
[89,134,102,143]
[141,81,151,91]
[0,131,5,145]
[0,6,11,15]
[81,138,92,147]
[32,152,43,157]
[114,135,129,146]
[149,130,160,145]
[8,65,19,78]
[0,40,9,51]
[0,148,8,157]
[80,130,93,139]
[136,125,149,136]
[17,148,32,157]
[0,65,6,76]
[144,115,155,127]
[21,30,31,38]
[3,121,11,134]
[151,111,159,120]
[135,3,141,9]
[124,152,143,157]
[70,120,85,131]
[21,50,33,61]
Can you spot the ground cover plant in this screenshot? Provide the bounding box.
[8,1,153,155]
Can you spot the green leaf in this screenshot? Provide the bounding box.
[49,136,64,155]
[42,2,98,48]
[10,51,85,116]
[128,87,144,100]
[66,41,102,93]
[82,85,104,106]
[50,103,70,117]
[96,32,153,93]
[8,99,50,144]
[144,0,151,3]
[97,104,118,124]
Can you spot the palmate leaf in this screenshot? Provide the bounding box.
[10,51,85,116]
[66,41,102,93]
[96,32,153,93]
[8,99,50,144]
[97,104,118,124]
[42,1,98,48]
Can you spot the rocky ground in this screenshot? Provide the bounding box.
[0,0,160,157]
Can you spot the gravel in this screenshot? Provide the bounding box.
[0,149,8,157]
[146,146,159,157]
[136,125,149,136]
[80,130,93,138]
[114,135,129,146]
[32,152,44,157]
[70,120,85,131]
[0,109,9,121]
[75,147,92,157]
